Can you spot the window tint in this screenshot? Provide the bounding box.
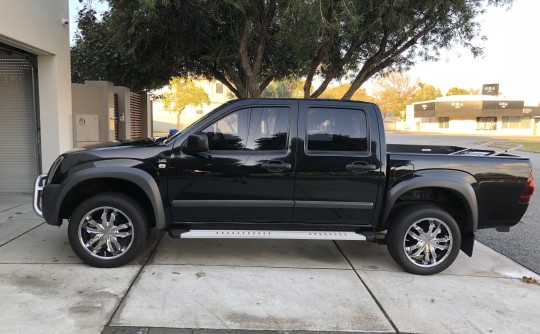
[246,107,289,150]
[306,108,367,151]
[202,109,249,150]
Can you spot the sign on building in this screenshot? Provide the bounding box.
[482,83,499,96]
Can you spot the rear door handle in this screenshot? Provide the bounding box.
[261,161,292,172]
[346,162,377,172]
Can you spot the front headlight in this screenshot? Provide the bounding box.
[45,156,64,184]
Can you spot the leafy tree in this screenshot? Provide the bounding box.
[262,81,294,98]
[413,83,443,102]
[289,80,308,98]
[373,72,418,117]
[161,78,210,130]
[71,7,120,85]
[446,87,479,96]
[81,0,302,96]
[72,0,511,98]
[299,0,512,99]
[262,80,311,98]
[319,84,374,102]
[71,1,208,91]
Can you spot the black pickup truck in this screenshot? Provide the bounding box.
[33,98,534,275]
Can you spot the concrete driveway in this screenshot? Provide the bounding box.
[1,194,539,334]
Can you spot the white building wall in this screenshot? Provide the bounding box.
[404,105,417,130]
[193,79,231,104]
[409,116,534,135]
[449,119,477,133]
[497,128,534,136]
[0,0,72,170]
[418,118,438,132]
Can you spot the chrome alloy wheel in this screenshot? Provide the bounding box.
[403,218,453,268]
[78,206,134,260]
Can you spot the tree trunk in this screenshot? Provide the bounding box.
[235,1,275,99]
[342,70,369,100]
[246,77,261,97]
[341,27,427,100]
[303,1,337,98]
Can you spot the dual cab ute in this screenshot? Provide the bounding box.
[34,98,534,275]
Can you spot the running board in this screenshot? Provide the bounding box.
[171,229,368,241]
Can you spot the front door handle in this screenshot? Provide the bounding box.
[346,162,377,172]
[261,161,292,172]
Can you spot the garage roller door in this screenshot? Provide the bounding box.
[0,51,38,193]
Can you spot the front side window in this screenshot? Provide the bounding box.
[202,109,249,150]
[246,107,290,150]
[306,108,368,151]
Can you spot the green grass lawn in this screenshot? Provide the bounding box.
[505,141,540,153]
[478,137,540,153]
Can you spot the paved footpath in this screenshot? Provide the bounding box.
[1,194,539,334]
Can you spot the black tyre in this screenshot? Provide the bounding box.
[68,193,148,268]
[387,205,461,275]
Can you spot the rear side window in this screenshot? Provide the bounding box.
[306,108,368,152]
[246,107,290,150]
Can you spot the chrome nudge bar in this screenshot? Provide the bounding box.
[33,174,47,217]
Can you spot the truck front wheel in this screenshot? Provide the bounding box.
[68,193,148,268]
[387,205,461,275]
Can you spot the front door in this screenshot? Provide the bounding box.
[293,100,383,226]
[168,101,298,224]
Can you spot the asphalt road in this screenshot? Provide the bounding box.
[386,132,540,275]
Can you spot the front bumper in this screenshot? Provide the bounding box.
[33,174,47,217]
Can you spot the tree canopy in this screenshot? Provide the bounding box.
[319,84,374,102]
[161,78,210,130]
[373,72,419,116]
[446,87,480,96]
[72,0,511,98]
[261,80,299,98]
[413,83,443,102]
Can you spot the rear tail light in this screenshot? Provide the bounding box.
[519,171,535,204]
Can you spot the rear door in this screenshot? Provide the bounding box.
[293,100,383,226]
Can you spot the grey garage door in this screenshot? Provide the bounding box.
[0,50,39,193]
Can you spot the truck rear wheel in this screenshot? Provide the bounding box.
[387,205,461,275]
[68,193,148,268]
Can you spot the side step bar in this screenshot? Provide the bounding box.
[170,229,368,241]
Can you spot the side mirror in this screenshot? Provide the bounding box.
[153,136,166,145]
[182,133,209,154]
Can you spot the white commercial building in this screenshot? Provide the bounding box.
[406,95,540,136]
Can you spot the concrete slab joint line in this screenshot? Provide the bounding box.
[101,328,397,334]
[332,241,399,334]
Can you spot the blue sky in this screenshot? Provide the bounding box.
[68,0,540,105]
